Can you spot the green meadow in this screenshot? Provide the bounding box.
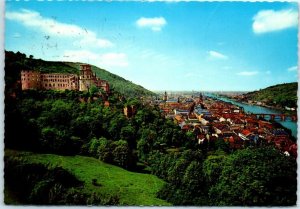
[5,149,171,206]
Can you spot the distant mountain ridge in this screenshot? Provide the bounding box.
[5,50,155,97]
[243,82,298,108]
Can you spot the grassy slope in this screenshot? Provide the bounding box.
[5,149,170,206]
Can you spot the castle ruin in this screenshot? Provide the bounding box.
[21,64,110,93]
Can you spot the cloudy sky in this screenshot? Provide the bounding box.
[5,1,298,91]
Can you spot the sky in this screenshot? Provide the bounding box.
[4,1,299,91]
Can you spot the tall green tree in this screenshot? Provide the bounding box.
[209,147,297,206]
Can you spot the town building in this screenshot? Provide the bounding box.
[21,64,109,93]
[154,94,297,157]
[163,91,168,101]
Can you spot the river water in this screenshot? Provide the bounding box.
[205,93,298,139]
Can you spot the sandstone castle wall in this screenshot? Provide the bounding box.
[21,64,109,93]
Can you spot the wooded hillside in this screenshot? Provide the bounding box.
[243,82,297,108]
[5,50,155,97]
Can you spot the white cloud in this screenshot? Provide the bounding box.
[140,50,156,59]
[6,9,113,48]
[208,50,228,60]
[136,17,167,31]
[99,53,129,67]
[237,71,259,76]
[287,66,298,72]
[265,70,271,75]
[63,50,99,61]
[74,34,113,48]
[252,9,298,34]
[13,33,21,38]
[62,50,128,68]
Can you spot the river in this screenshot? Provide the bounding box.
[205,93,298,139]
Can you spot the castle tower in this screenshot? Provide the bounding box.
[21,70,41,90]
[79,64,93,91]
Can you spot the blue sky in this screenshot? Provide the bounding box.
[5,1,298,91]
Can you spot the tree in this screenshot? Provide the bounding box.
[167,158,189,186]
[40,127,69,153]
[108,114,127,140]
[203,150,226,186]
[182,160,205,189]
[112,140,134,169]
[137,138,148,161]
[71,116,93,141]
[209,147,297,206]
[88,137,101,157]
[214,138,230,153]
[182,160,207,204]
[120,125,136,149]
[96,137,113,163]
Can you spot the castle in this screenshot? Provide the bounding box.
[21,64,110,93]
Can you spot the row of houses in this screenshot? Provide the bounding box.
[163,96,296,157]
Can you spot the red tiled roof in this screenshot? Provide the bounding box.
[241,129,252,136]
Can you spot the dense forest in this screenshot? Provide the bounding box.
[242,82,298,108]
[4,51,297,206]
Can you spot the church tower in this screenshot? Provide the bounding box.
[199,92,203,101]
[163,91,168,101]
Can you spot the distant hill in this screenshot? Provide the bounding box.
[5,51,155,97]
[243,82,298,108]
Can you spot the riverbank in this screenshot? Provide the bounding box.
[207,93,297,139]
[219,94,297,115]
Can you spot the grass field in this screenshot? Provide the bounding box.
[5,149,171,206]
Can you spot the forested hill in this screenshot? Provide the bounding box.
[5,50,155,97]
[243,82,298,108]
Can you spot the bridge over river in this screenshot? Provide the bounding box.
[251,113,297,122]
[206,93,298,138]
